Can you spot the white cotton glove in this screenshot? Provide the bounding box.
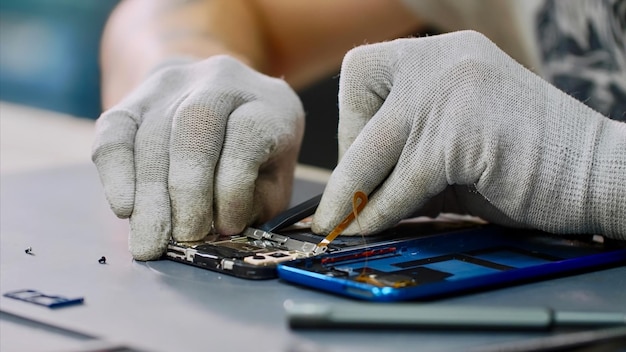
[92,56,304,260]
[312,31,626,240]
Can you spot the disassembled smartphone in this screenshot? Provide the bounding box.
[277,226,626,301]
[164,194,475,279]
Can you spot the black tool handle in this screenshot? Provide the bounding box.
[258,194,323,233]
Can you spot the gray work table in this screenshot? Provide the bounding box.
[1,102,625,352]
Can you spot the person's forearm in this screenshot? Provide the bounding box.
[100,0,268,108]
[100,0,424,109]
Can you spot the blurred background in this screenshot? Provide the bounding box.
[0,0,119,119]
[0,0,340,169]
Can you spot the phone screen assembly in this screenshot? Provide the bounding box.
[164,220,471,279]
[163,194,475,279]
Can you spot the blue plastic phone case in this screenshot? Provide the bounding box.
[277,226,626,301]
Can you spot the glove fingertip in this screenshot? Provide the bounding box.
[310,219,331,235]
[103,183,134,219]
[111,204,133,219]
[171,214,212,242]
[93,147,136,219]
[128,228,170,261]
[213,188,251,235]
[310,202,342,235]
[128,201,171,260]
[214,221,248,237]
[129,244,166,262]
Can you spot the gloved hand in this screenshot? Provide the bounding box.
[93,55,304,260]
[313,31,625,239]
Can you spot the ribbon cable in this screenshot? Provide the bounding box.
[316,191,368,250]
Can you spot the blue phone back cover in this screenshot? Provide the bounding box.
[277,226,626,301]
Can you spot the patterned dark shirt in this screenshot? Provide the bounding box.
[536,0,626,121]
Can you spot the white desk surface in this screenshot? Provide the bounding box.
[1,102,625,352]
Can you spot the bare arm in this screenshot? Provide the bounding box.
[100,0,424,109]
